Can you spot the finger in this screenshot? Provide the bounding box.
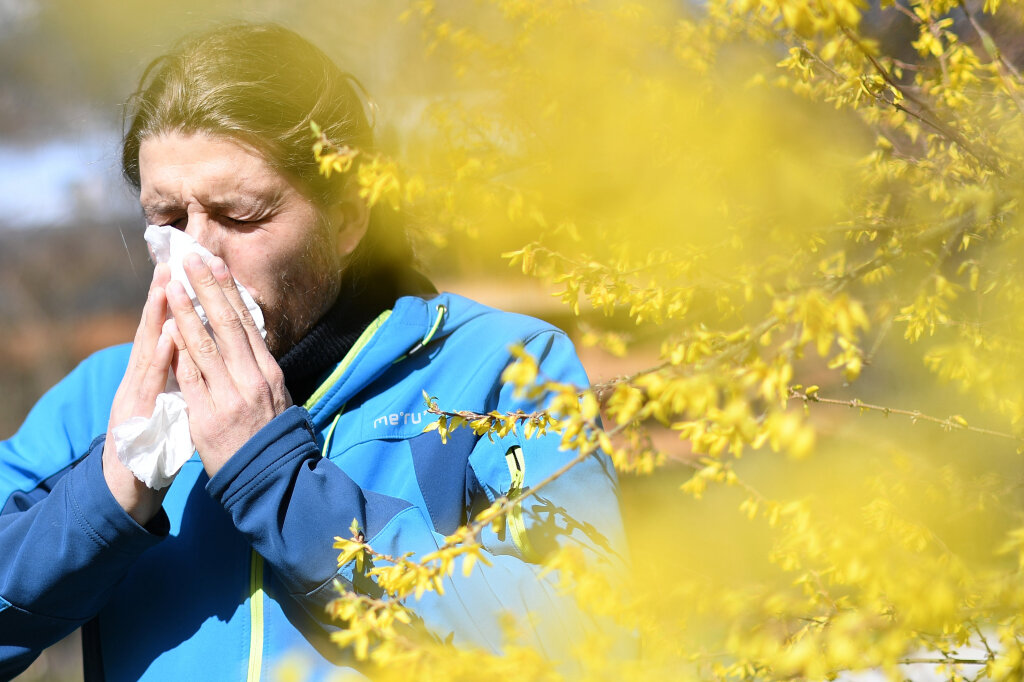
[182,254,267,389]
[165,277,233,393]
[165,318,213,412]
[210,258,292,412]
[137,266,171,361]
[121,288,168,406]
[123,265,172,378]
[206,257,280,384]
[183,254,259,366]
[135,332,174,415]
[207,257,264,346]
[152,262,171,289]
[135,286,169,375]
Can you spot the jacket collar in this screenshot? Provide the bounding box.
[304,293,439,430]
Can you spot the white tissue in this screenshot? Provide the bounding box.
[144,223,267,339]
[112,393,193,489]
[111,224,267,489]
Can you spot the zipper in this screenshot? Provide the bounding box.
[245,308,396,681]
[504,445,536,560]
[247,551,264,682]
[400,304,446,359]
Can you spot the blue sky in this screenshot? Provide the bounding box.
[0,132,139,229]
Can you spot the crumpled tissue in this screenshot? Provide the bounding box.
[111,224,267,489]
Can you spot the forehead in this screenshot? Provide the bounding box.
[138,132,287,207]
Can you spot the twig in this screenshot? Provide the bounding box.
[791,29,999,175]
[838,25,1003,175]
[865,223,967,367]
[958,0,1024,83]
[970,620,996,660]
[897,656,989,665]
[959,0,1024,118]
[424,404,626,547]
[590,361,671,403]
[789,387,1019,442]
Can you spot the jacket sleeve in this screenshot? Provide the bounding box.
[0,349,169,680]
[206,405,423,614]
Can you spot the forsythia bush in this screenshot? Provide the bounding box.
[304,1,1024,679]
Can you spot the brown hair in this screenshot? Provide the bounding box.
[122,23,411,276]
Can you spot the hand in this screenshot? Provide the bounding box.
[164,253,291,478]
[103,264,173,526]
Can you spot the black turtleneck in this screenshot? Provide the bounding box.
[276,264,437,407]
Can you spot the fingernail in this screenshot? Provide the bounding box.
[210,258,228,276]
[165,281,184,301]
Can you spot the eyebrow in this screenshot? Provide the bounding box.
[141,193,281,221]
[141,200,181,218]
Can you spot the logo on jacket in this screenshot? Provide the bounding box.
[373,409,430,429]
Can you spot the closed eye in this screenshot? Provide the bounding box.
[220,215,265,232]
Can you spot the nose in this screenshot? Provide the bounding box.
[182,211,221,256]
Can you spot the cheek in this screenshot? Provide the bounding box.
[220,257,266,304]
[219,220,338,319]
[223,243,296,300]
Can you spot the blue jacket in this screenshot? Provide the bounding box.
[0,292,625,681]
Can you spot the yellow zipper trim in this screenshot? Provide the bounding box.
[305,309,392,455]
[304,311,392,409]
[247,551,264,682]
[246,309,394,681]
[504,446,536,559]
[320,411,343,456]
[393,304,446,363]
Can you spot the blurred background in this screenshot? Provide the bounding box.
[5,1,1024,679]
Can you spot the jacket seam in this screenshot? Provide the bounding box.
[67,470,112,553]
[0,591,92,625]
[295,505,419,599]
[449,328,566,414]
[1,440,96,518]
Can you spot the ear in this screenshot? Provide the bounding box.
[329,178,370,260]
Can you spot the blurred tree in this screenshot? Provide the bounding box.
[306,1,1024,680]
[6,0,1024,678]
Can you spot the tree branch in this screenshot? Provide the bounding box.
[788,387,1019,442]
[837,25,1004,175]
